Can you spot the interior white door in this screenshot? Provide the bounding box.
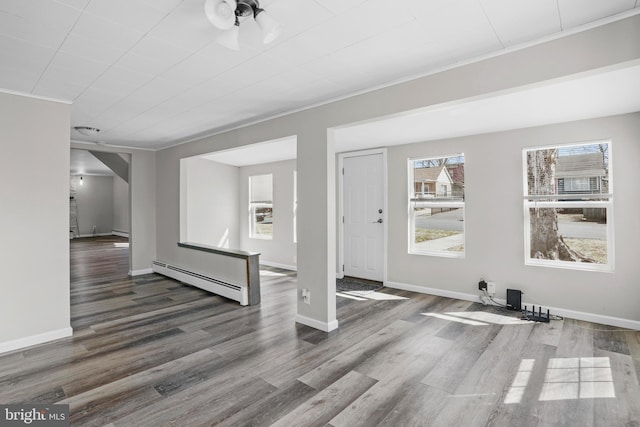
[343,153,384,282]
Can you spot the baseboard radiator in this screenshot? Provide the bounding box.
[152,260,248,306]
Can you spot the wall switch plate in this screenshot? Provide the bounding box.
[301,288,310,304]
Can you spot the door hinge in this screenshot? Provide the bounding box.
[342,215,344,223]
[342,167,344,175]
[342,264,344,272]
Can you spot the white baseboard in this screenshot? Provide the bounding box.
[112,230,129,238]
[129,268,153,276]
[260,260,297,271]
[295,314,339,332]
[387,281,480,304]
[74,233,113,238]
[386,281,640,330]
[0,327,73,355]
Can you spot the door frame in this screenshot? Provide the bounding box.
[337,148,388,283]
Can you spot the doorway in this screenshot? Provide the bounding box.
[339,149,387,282]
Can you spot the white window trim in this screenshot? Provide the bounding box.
[522,140,614,272]
[408,154,465,258]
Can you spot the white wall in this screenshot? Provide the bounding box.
[74,175,114,236]
[239,159,297,269]
[155,15,640,331]
[181,156,240,248]
[0,92,71,352]
[386,113,640,324]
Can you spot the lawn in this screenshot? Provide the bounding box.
[415,228,459,243]
[565,238,607,264]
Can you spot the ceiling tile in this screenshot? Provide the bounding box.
[139,0,185,15]
[73,86,126,118]
[0,64,40,93]
[85,0,173,34]
[416,0,498,41]
[54,0,90,10]
[129,77,192,107]
[146,0,218,52]
[122,36,193,76]
[176,72,250,102]
[212,53,293,90]
[346,0,416,38]
[558,0,636,29]
[160,52,233,87]
[265,13,368,66]
[91,66,155,96]
[32,77,86,100]
[481,0,561,46]
[0,0,82,30]
[313,0,368,15]
[60,33,128,64]
[44,51,111,88]
[257,0,336,42]
[0,11,71,50]
[0,34,57,79]
[71,11,145,51]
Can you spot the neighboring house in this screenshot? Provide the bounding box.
[556,152,607,220]
[446,163,465,198]
[414,165,453,198]
[556,152,607,195]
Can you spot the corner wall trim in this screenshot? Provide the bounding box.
[295,314,339,332]
[386,281,640,331]
[0,327,73,355]
[129,268,153,276]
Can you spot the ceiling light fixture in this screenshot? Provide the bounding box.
[205,0,282,50]
[74,126,100,136]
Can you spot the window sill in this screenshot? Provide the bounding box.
[409,250,465,259]
[525,259,613,273]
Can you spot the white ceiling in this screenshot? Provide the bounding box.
[1,0,639,151]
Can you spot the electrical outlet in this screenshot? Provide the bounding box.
[478,280,487,291]
[301,288,310,304]
[487,281,496,296]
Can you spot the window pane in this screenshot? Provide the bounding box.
[412,155,464,200]
[409,154,465,257]
[250,174,273,202]
[249,173,273,239]
[413,206,464,253]
[253,205,272,237]
[529,207,607,264]
[526,143,609,197]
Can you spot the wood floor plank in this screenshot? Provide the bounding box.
[298,319,415,390]
[270,370,378,427]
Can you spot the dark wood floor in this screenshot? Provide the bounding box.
[1,236,639,426]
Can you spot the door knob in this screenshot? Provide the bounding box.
[372,218,383,223]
